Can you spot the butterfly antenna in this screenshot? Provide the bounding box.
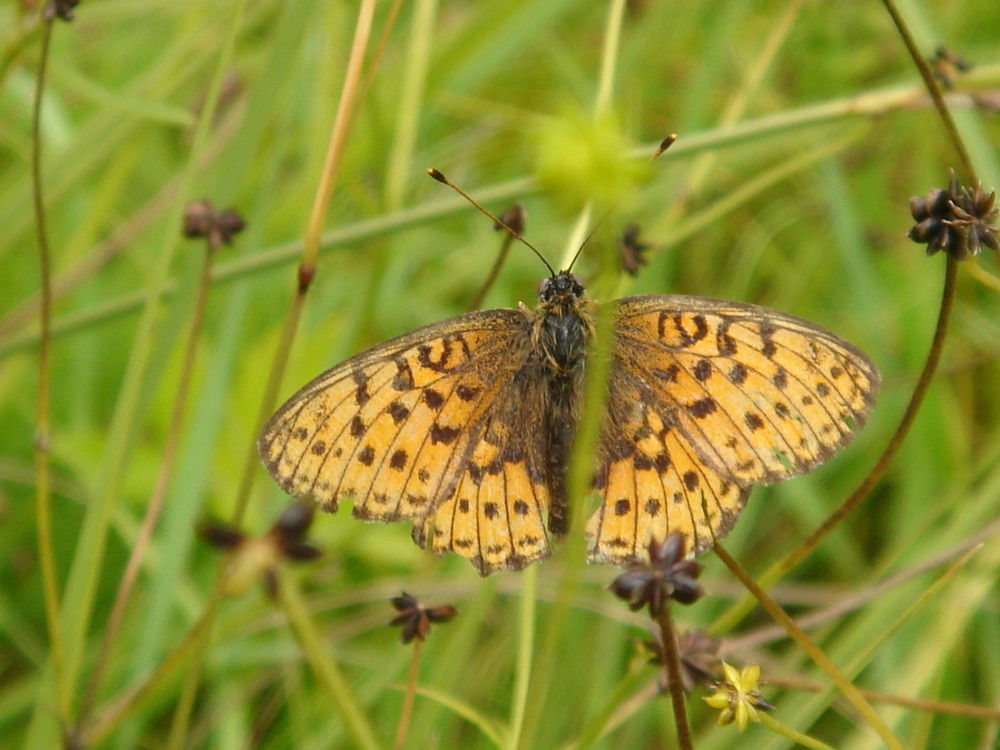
[565,134,678,272]
[427,168,556,277]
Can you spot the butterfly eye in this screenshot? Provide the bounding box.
[537,277,553,299]
[571,274,585,293]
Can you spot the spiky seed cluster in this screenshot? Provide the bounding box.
[929,46,972,89]
[200,502,322,597]
[609,532,705,618]
[646,628,721,693]
[388,593,457,644]
[46,0,80,21]
[908,174,998,259]
[183,200,247,250]
[493,202,526,236]
[619,223,650,276]
[703,662,775,731]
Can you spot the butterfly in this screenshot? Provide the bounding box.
[258,270,879,575]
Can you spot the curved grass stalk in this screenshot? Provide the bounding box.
[30,14,69,729]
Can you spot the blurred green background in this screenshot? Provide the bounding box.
[1,1,999,748]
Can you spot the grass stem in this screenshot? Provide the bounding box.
[29,14,69,728]
[393,639,423,750]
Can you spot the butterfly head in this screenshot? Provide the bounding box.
[537,271,586,313]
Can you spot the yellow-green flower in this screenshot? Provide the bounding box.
[704,662,774,732]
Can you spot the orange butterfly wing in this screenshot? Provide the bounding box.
[411,378,552,574]
[258,309,552,575]
[587,295,880,565]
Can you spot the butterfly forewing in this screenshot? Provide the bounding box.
[261,310,520,511]
[413,406,552,574]
[613,296,878,481]
[258,308,555,573]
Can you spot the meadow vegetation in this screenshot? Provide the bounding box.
[2,1,999,748]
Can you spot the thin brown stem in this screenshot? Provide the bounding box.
[731,515,1000,651]
[879,0,976,182]
[468,235,515,311]
[160,4,379,744]
[656,606,693,750]
[764,672,1000,720]
[230,0,376,526]
[713,544,905,750]
[302,0,376,272]
[393,639,423,750]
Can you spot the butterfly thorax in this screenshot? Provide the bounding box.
[533,271,595,375]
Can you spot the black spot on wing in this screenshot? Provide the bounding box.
[387,400,410,425]
[728,362,748,384]
[687,398,717,418]
[693,359,713,382]
[423,388,444,410]
[456,384,480,401]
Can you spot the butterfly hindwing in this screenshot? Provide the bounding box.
[413,393,552,574]
[588,393,751,564]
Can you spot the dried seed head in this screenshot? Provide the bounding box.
[46,0,80,21]
[183,200,247,250]
[200,503,322,598]
[929,46,972,89]
[388,592,457,644]
[619,223,650,276]
[493,202,526,236]
[608,532,705,618]
[645,628,722,693]
[908,174,998,260]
